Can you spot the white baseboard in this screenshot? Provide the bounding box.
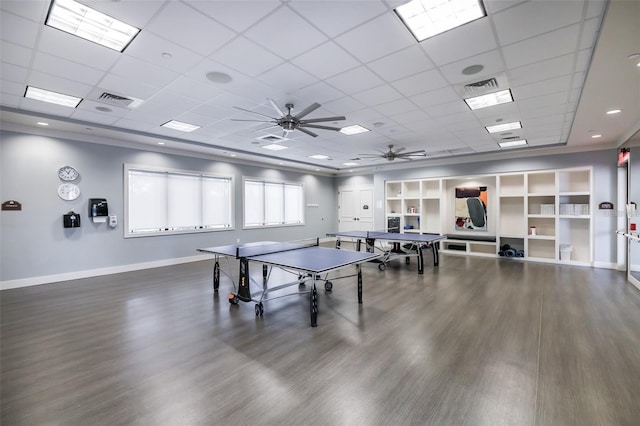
[593,261,621,270]
[1,254,210,291]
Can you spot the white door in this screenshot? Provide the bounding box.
[338,185,374,231]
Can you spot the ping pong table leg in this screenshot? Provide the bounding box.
[365,238,375,253]
[433,242,440,266]
[213,255,220,293]
[357,264,363,303]
[310,276,318,327]
[335,238,341,249]
[417,245,424,274]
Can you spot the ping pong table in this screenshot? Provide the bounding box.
[327,230,446,274]
[197,238,380,327]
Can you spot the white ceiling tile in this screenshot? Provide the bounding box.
[192,102,244,121]
[579,17,601,50]
[244,7,328,60]
[1,41,32,67]
[367,45,435,82]
[352,85,403,107]
[32,52,105,86]
[82,0,165,28]
[162,77,225,103]
[426,100,471,118]
[410,86,460,109]
[493,0,583,46]
[190,1,281,33]
[256,62,317,92]
[335,13,415,63]
[71,108,119,125]
[123,32,206,75]
[295,82,346,105]
[326,66,385,95]
[438,50,505,85]
[575,49,592,73]
[291,42,360,80]
[77,99,131,117]
[375,99,419,116]
[391,109,435,125]
[0,91,21,107]
[391,69,449,97]
[112,118,156,132]
[28,70,93,98]
[420,18,497,66]
[288,1,387,38]
[0,0,48,22]
[502,24,581,69]
[213,37,284,77]
[483,0,528,14]
[0,79,25,96]
[146,91,201,112]
[20,98,75,117]
[1,62,28,84]
[145,2,236,56]
[512,75,572,100]
[322,96,366,114]
[98,74,160,101]
[110,56,179,88]
[509,54,575,87]
[37,27,121,70]
[0,11,39,48]
[518,92,570,111]
[585,0,608,19]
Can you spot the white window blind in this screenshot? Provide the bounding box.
[244,178,304,228]
[126,166,233,237]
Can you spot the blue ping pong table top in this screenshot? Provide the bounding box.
[198,242,379,273]
[328,231,445,243]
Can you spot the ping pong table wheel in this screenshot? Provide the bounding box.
[255,303,264,316]
[228,294,239,305]
[324,281,333,291]
[378,263,386,271]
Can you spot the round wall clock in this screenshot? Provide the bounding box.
[58,165,80,181]
[57,183,81,201]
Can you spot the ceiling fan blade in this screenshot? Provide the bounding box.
[400,150,427,156]
[233,106,278,120]
[394,147,406,153]
[301,124,342,131]
[357,154,384,158]
[296,127,318,137]
[230,119,275,123]
[299,116,346,124]
[294,102,321,120]
[253,124,281,132]
[267,98,285,117]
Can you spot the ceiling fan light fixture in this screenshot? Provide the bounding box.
[45,0,140,52]
[340,124,370,135]
[465,89,513,110]
[395,0,486,42]
[486,121,521,133]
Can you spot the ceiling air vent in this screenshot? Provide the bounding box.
[93,91,143,109]
[257,134,286,142]
[464,77,499,95]
[501,136,521,140]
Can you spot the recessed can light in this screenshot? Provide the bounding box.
[206,71,232,84]
[591,134,602,138]
[606,109,622,115]
[36,121,49,126]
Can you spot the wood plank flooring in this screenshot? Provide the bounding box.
[2,252,640,426]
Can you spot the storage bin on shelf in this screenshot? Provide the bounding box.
[559,244,573,261]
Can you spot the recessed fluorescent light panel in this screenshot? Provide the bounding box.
[395,0,486,42]
[308,154,330,160]
[25,86,82,107]
[465,89,513,110]
[486,121,522,133]
[340,125,370,135]
[261,144,288,151]
[498,139,527,148]
[161,120,200,132]
[45,0,140,52]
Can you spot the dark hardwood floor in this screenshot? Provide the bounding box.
[2,252,640,426]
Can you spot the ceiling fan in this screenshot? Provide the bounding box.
[354,145,427,161]
[232,98,346,137]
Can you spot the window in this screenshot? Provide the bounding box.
[125,165,233,237]
[243,178,304,228]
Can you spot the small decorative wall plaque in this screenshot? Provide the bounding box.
[599,202,614,210]
[1,200,22,211]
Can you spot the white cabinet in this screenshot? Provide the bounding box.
[384,167,593,265]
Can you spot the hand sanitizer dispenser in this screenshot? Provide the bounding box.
[89,198,108,223]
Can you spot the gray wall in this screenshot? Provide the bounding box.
[0,131,337,282]
[371,150,620,266]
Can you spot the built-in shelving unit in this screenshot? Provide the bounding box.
[385,167,593,265]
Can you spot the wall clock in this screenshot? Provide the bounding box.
[58,183,80,201]
[58,165,79,181]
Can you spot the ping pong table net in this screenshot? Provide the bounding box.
[235,238,319,258]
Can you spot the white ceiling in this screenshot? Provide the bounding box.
[1,0,639,174]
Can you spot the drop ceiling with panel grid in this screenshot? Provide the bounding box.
[1,0,638,173]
